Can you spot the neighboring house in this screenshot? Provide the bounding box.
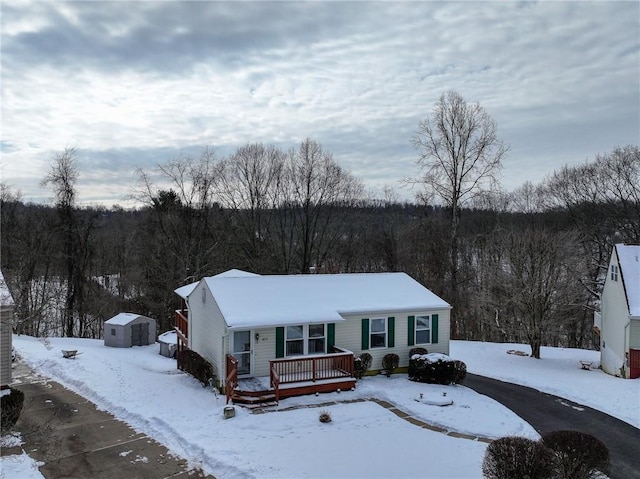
[0,270,15,389]
[594,244,640,378]
[104,313,156,348]
[174,270,451,404]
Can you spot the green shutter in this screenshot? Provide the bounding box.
[361,318,369,350]
[388,317,395,348]
[327,323,335,352]
[432,314,438,344]
[276,327,285,358]
[408,316,415,346]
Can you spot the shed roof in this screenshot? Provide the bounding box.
[204,272,450,329]
[616,244,640,317]
[105,312,150,326]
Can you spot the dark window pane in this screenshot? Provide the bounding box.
[309,338,325,354]
[416,330,430,344]
[371,332,386,348]
[286,340,304,356]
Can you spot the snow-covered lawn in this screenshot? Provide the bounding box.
[5,336,638,478]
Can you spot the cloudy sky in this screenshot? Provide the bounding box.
[2,1,639,207]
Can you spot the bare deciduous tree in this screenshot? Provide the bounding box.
[215,143,286,271]
[412,91,508,338]
[490,228,583,358]
[41,148,80,337]
[280,138,364,273]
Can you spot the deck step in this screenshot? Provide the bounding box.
[232,393,278,405]
[240,401,279,410]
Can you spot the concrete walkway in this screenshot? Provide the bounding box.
[3,361,214,479]
[253,396,493,443]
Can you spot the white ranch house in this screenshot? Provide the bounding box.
[595,244,640,379]
[174,270,450,405]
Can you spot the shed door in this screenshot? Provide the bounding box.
[131,323,149,346]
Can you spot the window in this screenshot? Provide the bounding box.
[286,325,304,356]
[308,324,326,354]
[611,265,619,282]
[111,328,116,336]
[286,324,326,356]
[370,317,387,348]
[415,315,431,344]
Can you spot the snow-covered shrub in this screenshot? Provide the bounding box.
[177,349,216,387]
[381,353,399,377]
[451,359,467,385]
[354,353,372,379]
[542,430,610,479]
[1,387,25,431]
[482,436,555,479]
[318,410,332,423]
[408,353,456,384]
[409,347,428,358]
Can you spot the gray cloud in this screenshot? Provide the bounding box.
[1,1,638,206]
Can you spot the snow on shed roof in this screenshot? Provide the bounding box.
[174,269,259,299]
[205,272,450,329]
[0,270,14,308]
[616,244,640,317]
[105,312,151,326]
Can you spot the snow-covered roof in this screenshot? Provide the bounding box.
[616,244,640,317]
[174,282,198,300]
[174,269,259,300]
[105,312,150,326]
[204,272,450,329]
[158,330,177,345]
[0,270,14,308]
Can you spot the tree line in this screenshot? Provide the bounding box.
[1,92,638,358]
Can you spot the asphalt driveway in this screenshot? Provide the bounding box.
[464,373,640,479]
[4,360,214,479]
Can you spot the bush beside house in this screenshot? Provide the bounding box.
[1,387,25,431]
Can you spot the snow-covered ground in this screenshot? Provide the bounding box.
[4,336,638,478]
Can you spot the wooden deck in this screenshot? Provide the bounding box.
[227,348,357,406]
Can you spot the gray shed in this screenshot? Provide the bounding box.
[104,313,156,348]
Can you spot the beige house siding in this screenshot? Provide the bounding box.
[0,306,13,387]
[337,309,450,371]
[251,328,276,378]
[219,308,451,382]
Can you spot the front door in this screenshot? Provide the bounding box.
[232,330,252,376]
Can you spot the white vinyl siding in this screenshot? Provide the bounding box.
[189,281,228,382]
[335,310,450,372]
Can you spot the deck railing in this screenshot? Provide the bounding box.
[269,347,354,385]
[225,355,238,404]
[270,366,280,403]
[175,309,189,337]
